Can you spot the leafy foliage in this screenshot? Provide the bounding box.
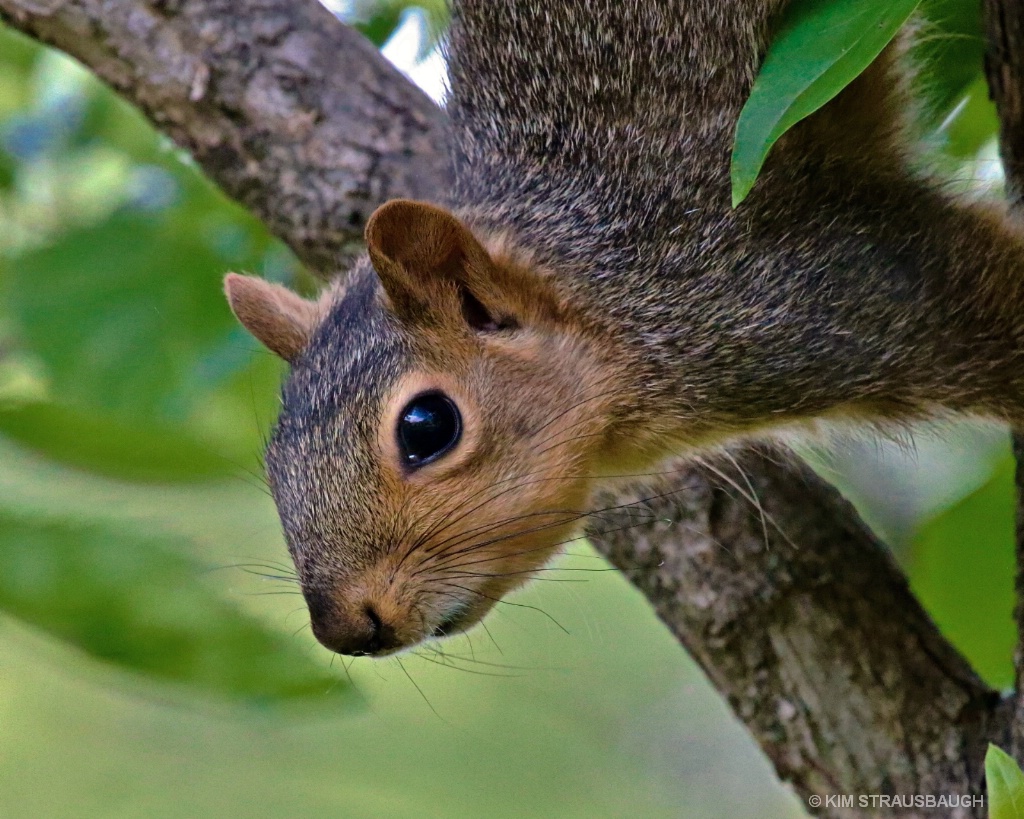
[0,25,333,703]
[730,0,1000,204]
[7,211,243,421]
[0,511,345,702]
[915,0,985,122]
[346,0,449,53]
[731,0,921,205]
[987,744,1024,819]
[0,402,233,483]
[910,456,1016,688]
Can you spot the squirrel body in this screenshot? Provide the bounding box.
[226,1,1024,656]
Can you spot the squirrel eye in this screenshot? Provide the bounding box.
[396,392,462,469]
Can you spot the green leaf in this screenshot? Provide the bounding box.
[913,0,996,163]
[915,0,984,124]
[0,402,234,483]
[4,211,246,423]
[0,510,347,704]
[348,0,449,54]
[939,75,999,160]
[987,744,1024,819]
[731,0,920,206]
[0,352,48,406]
[909,456,1015,688]
[355,6,406,47]
[0,23,41,76]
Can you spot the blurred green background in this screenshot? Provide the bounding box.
[0,0,1012,816]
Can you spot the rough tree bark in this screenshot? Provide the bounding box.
[592,452,999,819]
[984,0,1024,769]
[0,1,1018,816]
[0,0,449,274]
[986,0,1024,211]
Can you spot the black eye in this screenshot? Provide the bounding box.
[397,392,462,469]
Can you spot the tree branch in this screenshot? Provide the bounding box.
[589,449,999,817]
[985,0,1024,210]
[0,0,451,275]
[0,2,1009,815]
[983,0,1024,764]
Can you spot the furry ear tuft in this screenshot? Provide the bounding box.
[224,273,320,362]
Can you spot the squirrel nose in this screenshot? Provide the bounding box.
[304,590,399,656]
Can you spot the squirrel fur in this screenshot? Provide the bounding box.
[225,1,1024,656]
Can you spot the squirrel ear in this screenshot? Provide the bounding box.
[224,273,320,362]
[365,199,512,329]
[365,199,475,274]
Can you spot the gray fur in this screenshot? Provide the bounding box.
[265,0,1024,645]
[447,1,1024,430]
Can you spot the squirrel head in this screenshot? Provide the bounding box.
[226,200,625,656]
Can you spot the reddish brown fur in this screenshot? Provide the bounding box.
[227,1,1024,656]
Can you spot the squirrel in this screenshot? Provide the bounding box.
[224,0,1024,657]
